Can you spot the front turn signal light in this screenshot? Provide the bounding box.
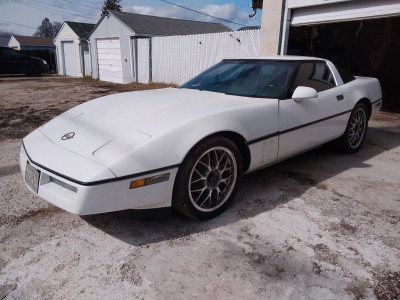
[129,178,146,189]
[129,173,170,189]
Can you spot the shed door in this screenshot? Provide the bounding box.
[137,38,150,84]
[291,0,400,26]
[96,38,123,83]
[62,41,76,76]
[83,51,90,76]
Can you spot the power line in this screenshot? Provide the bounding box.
[58,0,102,11]
[26,0,99,21]
[250,16,261,29]
[27,0,100,18]
[14,0,98,22]
[0,20,38,30]
[160,0,247,27]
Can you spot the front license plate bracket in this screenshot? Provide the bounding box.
[25,162,41,193]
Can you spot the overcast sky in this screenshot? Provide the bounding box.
[0,0,262,36]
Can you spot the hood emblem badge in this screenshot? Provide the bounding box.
[61,132,75,140]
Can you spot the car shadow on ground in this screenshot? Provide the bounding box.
[82,128,400,246]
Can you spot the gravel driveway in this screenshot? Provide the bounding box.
[0,76,399,299]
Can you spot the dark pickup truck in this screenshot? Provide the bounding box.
[0,46,49,76]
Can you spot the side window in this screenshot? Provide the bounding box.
[335,64,356,84]
[2,48,22,60]
[290,62,336,94]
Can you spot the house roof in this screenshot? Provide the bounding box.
[65,21,95,38]
[238,26,260,31]
[0,36,10,47]
[11,35,54,46]
[109,10,231,36]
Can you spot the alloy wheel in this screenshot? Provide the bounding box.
[188,146,237,212]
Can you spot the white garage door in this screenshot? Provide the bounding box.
[63,41,76,76]
[96,38,123,83]
[291,0,400,26]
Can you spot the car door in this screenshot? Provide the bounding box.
[1,48,29,74]
[278,61,350,160]
[0,48,4,74]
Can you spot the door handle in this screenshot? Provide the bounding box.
[336,95,344,101]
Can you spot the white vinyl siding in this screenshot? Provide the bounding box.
[152,29,260,85]
[96,38,123,83]
[7,36,21,50]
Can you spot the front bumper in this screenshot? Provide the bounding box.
[20,135,178,215]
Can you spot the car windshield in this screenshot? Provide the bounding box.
[180,60,298,99]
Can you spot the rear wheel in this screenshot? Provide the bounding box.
[172,137,242,219]
[335,103,368,153]
[29,65,42,76]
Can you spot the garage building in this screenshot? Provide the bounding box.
[88,10,230,84]
[8,35,57,73]
[54,21,95,77]
[260,0,400,111]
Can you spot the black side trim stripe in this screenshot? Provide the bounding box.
[22,142,180,187]
[371,98,382,105]
[246,132,279,145]
[247,109,352,145]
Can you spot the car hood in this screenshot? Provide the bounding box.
[31,57,44,63]
[39,88,250,162]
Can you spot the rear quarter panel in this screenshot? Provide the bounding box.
[343,77,382,117]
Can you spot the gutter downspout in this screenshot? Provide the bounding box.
[86,37,92,77]
[277,0,287,55]
[78,40,83,76]
[53,38,59,74]
[149,37,152,83]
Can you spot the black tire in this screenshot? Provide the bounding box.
[334,103,368,153]
[172,136,242,220]
[29,65,42,76]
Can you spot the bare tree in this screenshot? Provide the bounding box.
[0,29,15,38]
[52,22,63,37]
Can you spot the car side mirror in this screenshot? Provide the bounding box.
[292,86,318,102]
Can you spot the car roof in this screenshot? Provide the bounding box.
[224,55,327,62]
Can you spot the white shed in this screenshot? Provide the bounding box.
[89,10,231,84]
[8,35,55,51]
[54,21,95,77]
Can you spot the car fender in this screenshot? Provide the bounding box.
[105,103,279,177]
[344,77,382,109]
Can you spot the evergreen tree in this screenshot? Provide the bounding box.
[34,18,53,37]
[101,0,122,17]
[33,18,62,38]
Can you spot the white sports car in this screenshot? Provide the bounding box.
[20,56,382,219]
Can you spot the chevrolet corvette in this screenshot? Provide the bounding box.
[20,56,382,219]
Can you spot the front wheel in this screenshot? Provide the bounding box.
[29,65,42,76]
[172,137,242,219]
[335,103,368,153]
